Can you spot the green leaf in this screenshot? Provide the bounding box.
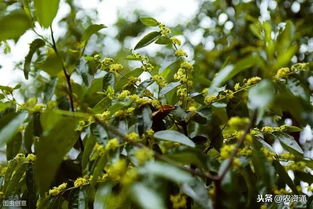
[35,115,79,194]
[154,130,195,147]
[82,135,96,172]
[116,68,143,91]
[0,112,27,147]
[0,11,31,41]
[139,17,159,26]
[0,102,10,113]
[81,24,106,49]
[134,31,161,50]
[275,133,304,157]
[284,126,302,132]
[276,21,295,56]
[5,162,28,195]
[273,160,298,193]
[6,132,22,160]
[294,171,313,183]
[102,72,115,91]
[140,161,193,183]
[160,60,180,82]
[24,39,45,79]
[210,54,263,91]
[142,106,153,132]
[155,36,171,45]
[69,189,88,209]
[38,51,63,76]
[159,82,180,97]
[34,0,60,27]
[248,79,275,110]
[132,183,166,209]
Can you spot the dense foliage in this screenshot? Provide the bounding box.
[0,0,313,209]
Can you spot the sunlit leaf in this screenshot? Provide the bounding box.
[134,31,160,50]
[0,112,27,147]
[34,0,60,27]
[35,114,79,194]
[0,11,31,41]
[139,17,159,26]
[132,183,166,209]
[154,130,195,147]
[24,38,45,79]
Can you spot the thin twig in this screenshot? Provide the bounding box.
[50,26,75,112]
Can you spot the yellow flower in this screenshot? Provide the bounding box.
[234,83,241,91]
[228,117,250,129]
[121,168,138,185]
[109,63,123,74]
[233,157,241,168]
[93,143,106,156]
[117,90,131,99]
[105,138,119,151]
[127,132,140,142]
[170,193,187,209]
[74,177,88,187]
[152,75,167,87]
[180,61,193,71]
[96,111,111,121]
[48,183,67,196]
[188,106,197,112]
[275,67,290,80]
[170,37,182,46]
[135,147,154,164]
[220,144,235,159]
[261,147,276,161]
[279,152,295,161]
[101,57,114,65]
[204,95,217,105]
[175,49,188,57]
[26,154,36,162]
[146,129,154,136]
[177,87,187,97]
[106,159,127,181]
[246,76,261,86]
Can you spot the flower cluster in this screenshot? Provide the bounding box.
[101,57,124,75]
[175,49,188,57]
[170,193,187,209]
[260,147,276,161]
[285,161,306,171]
[170,37,181,46]
[152,75,167,87]
[204,76,262,105]
[106,159,127,181]
[260,125,287,133]
[131,52,154,72]
[228,117,250,130]
[126,132,140,142]
[105,138,119,151]
[48,183,67,196]
[18,98,47,113]
[159,24,171,36]
[279,152,295,161]
[275,63,310,80]
[134,147,154,165]
[220,144,235,159]
[74,177,89,187]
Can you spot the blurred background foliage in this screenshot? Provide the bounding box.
[0,0,313,209]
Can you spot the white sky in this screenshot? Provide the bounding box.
[0,0,200,86]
